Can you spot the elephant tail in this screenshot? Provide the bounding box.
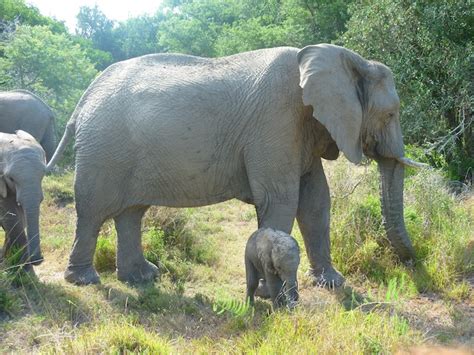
[41,113,57,163]
[46,119,75,172]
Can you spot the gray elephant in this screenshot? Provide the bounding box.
[246,228,300,309]
[0,90,56,162]
[0,130,46,268]
[47,43,424,285]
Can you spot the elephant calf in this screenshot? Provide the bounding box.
[0,131,46,268]
[245,228,300,309]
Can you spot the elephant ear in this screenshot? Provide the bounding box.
[256,230,277,275]
[298,44,369,164]
[15,130,36,142]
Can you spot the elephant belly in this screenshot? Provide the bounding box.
[75,128,253,208]
[132,153,253,208]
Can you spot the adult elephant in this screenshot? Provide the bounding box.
[0,90,56,162]
[48,44,424,285]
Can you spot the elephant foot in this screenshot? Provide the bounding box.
[64,264,100,285]
[255,279,271,299]
[29,252,44,266]
[307,266,345,289]
[117,260,159,284]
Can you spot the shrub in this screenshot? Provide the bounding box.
[94,236,116,272]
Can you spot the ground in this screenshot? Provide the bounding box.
[0,160,472,353]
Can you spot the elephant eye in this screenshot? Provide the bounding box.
[383,112,395,125]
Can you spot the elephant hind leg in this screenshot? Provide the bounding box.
[114,206,159,283]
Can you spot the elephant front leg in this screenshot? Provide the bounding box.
[64,214,102,285]
[297,158,345,288]
[114,206,159,283]
[1,204,29,270]
[253,195,299,298]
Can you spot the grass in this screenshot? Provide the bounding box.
[0,160,472,353]
[326,160,473,300]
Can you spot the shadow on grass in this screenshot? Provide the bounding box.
[0,267,92,327]
[94,280,269,339]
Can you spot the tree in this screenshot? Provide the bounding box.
[0,25,98,146]
[157,0,354,57]
[76,5,121,61]
[341,0,473,181]
[0,0,66,35]
[113,15,164,60]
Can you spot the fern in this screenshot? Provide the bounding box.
[212,296,254,319]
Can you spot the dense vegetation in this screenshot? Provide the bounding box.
[0,0,472,181]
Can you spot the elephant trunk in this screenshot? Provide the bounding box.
[377,157,416,262]
[23,200,43,265]
[284,278,299,309]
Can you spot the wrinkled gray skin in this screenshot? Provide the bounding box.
[246,228,300,309]
[0,131,46,268]
[48,44,419,285]
[0,90,56,162]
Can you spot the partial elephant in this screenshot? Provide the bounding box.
[0,90,56,162]
[47,43,424,285]
[245,228,300,309]
[0,131,46,268]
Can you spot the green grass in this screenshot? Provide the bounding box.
[0,160,472,353]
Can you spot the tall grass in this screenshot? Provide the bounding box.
[326,159,473,299]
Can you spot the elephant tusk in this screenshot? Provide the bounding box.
[396,157,430,169]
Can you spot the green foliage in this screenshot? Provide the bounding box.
[157,0,354,57]
[0,0,66,34]
[75,5,121,61]
[94,236,116,272]
[212,295,254,318]
[341,0,473,180]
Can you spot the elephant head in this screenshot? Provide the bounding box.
[0,130,46,265]
[298,44,421,261]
